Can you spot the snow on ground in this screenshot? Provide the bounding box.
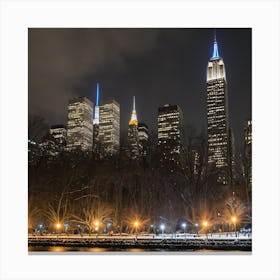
[28,232,252,240]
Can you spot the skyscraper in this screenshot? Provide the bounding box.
[206,33,231,184]
[244,119,252,188]
[66,96,93,151]
[99,99,120,155]
[157,104,184,167]
[50,124,67,147]
[138,122,149,157]
[127,96,140,159]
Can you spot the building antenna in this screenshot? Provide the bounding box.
[96,82,100,106]
[214,28,217,42]
[133,96,136,111]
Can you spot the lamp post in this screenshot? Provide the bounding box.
[55,222,61,237]
[106,222,112,234]
[231,216,237,237]
[94,220,100,237]
[160,224,165,237]
[134,221,139,237]
[202,220,208,239]
[182,222,187,239]
[194,222,199,236]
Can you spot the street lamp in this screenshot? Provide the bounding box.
[194,222,199,235]
[160,224,165,236]
[94,220,100,235]
[106,222,112,234]
[202,220,208,239]
[55,222,61,237]
[231,216,237,237]
[64,223,69,234]
[55,223,61,230]
[134,221,140,237]
[182,222,187,239]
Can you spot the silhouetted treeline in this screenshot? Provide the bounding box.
[28,138,251,234]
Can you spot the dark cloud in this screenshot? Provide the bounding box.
[28,28,251,151]
[28,28,160,121]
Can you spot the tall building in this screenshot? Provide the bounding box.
[244,119,252,188]
[229,127,238,184]
[39,124,67,157]
[50,124,67,147]
[99,99,120,155]
[66,96,93,151]
[138,122,149,157]
[127,96,140,159]
[157,104,184,167]
[206,34,231,184]
[40,132,60,157]
[92,83,100,153]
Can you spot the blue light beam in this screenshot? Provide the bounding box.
[96,83,100,106]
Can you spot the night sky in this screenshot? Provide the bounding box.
[28,28,251,151]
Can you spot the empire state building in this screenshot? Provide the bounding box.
[206,34,231,185]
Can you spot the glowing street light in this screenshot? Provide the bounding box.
[93,220,100,234]
[194,222,199,235]
[202,221,208,228]
[202,220,209,239]
[106,222,112,233]
[55,223,61,230]
[55,223,62,236]
[182,222,187,238]
[231,216,238,237]
[133,220,140,237]
[160,224,165,235]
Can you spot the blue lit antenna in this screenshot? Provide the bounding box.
[210,29,221,60]
[96,82,100,106]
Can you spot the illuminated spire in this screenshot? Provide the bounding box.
[93,82,100,124]
[96,82,100,106]
[129,96,138,126]
[210,29,221,61]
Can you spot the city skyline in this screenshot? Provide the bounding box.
[28,28,251,152]
[28,27,252,253]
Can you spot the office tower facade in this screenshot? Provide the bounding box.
[127,96,140,159]
[157,104,184,166]
[206,35,231,184]
[188,136,205,180]
[50,125,67,147]
[66,96,93,151]
[99,99,120,155]
[244,119,252,188]
[138,122,149,157]
[39,124,67,157]
[229,127,238,183]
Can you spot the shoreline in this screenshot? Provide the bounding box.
[28,236,252,251]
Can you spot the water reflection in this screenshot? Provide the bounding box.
[29,246,242,253]
[29,246,151,252]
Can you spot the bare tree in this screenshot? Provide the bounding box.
[71,196,113,234]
